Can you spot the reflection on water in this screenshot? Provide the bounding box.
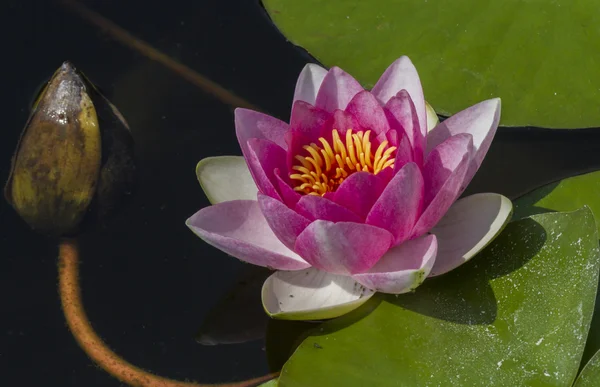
[2,1,600,386]
[196,265,271,346]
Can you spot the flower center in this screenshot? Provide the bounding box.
[290,129,397,196]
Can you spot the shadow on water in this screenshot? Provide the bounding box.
[196,265,271,347]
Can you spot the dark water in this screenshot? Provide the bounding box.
[2,1,600,386]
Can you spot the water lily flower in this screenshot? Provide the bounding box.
[187,56,512,320]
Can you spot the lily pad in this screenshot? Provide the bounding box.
[512,170,600,369]
[513,171,600,229]
[257,379,279,387]
[574,350,600,387]
[262,0,600,128]
[277,209,600,386]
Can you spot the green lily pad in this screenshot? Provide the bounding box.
[263,0,600,128]
[512,170,600,370]
[277,209,600,386]
[574,350,600,387]
[513,171,600,229]
[257,379,279,387]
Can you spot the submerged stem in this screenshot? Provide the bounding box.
[58,238,276,387]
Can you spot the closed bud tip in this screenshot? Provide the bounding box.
[5,62,135,236]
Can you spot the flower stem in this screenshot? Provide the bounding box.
[58,238,276,387]
[59,0,261,112]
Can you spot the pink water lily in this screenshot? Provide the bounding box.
[187,56,512,320]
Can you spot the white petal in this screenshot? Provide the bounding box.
[353,234,437,294]
[425,100,439,132]
[293,63,328,105]
[429,193,513,276]
[262,268,375,320]
[196,156,258,204]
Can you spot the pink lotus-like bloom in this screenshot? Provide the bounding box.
[187,56,511,320]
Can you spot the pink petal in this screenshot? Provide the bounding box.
[385,90,424,164]
[422,133,474,205]
[426,98,501,189]
[376,167,395,184]
[353,234,437,294]
[246,138,287,200]
[186,200,310,270]
[385,128,399,147]
[274,168,301,207]
[315,67,364,112]
[295,221,393,275]
[323,192,336,201]
[345,90,390,137]
[296,195,362,223]
[290,100,330,142]
[293,63,328,105]
[373,56,426,139]
[366,162,424,244]
[287,109,361,169]
[332,172,387,219]
[286,101,331,169]
[319,109,363,139]
[285,130,312,170]
[235,109,289,156]
[411,134,474,238]
[257,193,311,251]
[393,133,414,173]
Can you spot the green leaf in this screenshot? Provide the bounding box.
[277,209,600,386]
[513,171,600,229]
[257,379,279,387]
[512,171,600,370]
[574,350,600,387]
[263,0,600,128]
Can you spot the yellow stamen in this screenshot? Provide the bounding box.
[375,146,397,173]
[352,132,364,157]
[346,129,357,165]
[294,155,311,169]
[363,130,373,168]
[303,144,323,176]
[290,129,397,196]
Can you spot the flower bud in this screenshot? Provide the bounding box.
[4,62,135,236]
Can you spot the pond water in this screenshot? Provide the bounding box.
[2,1,600,386]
